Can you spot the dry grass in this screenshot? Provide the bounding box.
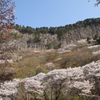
[13,44,100,78]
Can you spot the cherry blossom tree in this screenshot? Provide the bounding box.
[0,60,99,99]
[20,60,100,100]
[0,0,16,80]
[0,0,15,36]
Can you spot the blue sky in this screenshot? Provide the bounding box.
[13,0,100,28]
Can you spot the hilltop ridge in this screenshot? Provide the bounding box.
[11,18,100,50]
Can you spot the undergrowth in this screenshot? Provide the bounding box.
[14,44,100,78]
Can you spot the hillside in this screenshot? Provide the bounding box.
[0,18,100,100]
[12,18,100,50]
[12,39,100,78]
[0,56,100,100]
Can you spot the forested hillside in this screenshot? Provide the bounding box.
[14,18,100,35]
[0,0,100,100]
[12,18,100,50]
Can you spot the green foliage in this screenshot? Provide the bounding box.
[46,43,52,49]
[39,27,48,34]
[10,32,21,39]
[57,31,64,40]
[27,35,41,43]
[96,37,100,44]
[87,37,91,41]
[93,34,98,40]
[87,37,91,44]
[14,24,35,34]
[93,34,100,44]
[14,18,100,40]
[34,35,41,43]
[48,27,56,35]
[27,38,33,43]
[53,43,62,49]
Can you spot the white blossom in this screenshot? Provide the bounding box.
[21,72,46,82]
[57,49,71,54]
[0,79,20,96]
[57,44,77,54]
[63,44,77,50]
[77,39,87,43]
[44,62,55,69]
[0,60,100,98]
[0,59,13,64]
[88,45,100,49]
[69,81,93,94]
[34,50,40,53]
[54,57,62,62]
[92,50,100,55]
[24,79,44,94]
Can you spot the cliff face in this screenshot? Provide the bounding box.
[12,24,100,50]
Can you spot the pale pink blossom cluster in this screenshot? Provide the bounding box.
[88,45,100,49]
[0,60,100,98]
[21,73,46,95]
[63,44,77,50]
[33,50,40,53]
[68,81,93,94]
[23,60,100,96]
[77,39,87,44]
[54,57,62,62]
[0,79,20,96]
[24,80,44,94]
[57,49,71,54]
[44,62,55,69]
[0,0,15,25]
[92,50,100,55]
[57,44,77,54]
[0,59,13,64]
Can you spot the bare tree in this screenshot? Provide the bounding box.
[95,0,100,5]
[0,0,16,80]
[88,0,100,6]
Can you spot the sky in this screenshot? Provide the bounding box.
[13,0,100,28]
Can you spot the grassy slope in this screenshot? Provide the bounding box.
[13,42,100,78]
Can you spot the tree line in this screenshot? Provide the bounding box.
[14,18,100,40]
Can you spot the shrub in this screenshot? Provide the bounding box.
[96,37,100,44]
[34,35,41,43]
[87,37,91,44]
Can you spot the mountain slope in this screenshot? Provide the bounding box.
[13,18,100,50]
